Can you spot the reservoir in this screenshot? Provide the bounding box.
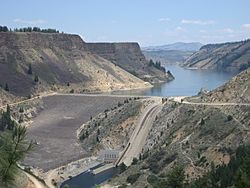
[112,65,237,97]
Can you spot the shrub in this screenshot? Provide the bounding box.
[126,173,140,184]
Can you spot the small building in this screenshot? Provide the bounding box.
[98,149,120,164]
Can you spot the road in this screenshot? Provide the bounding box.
[116,98,162,166]
[172,96,250,106]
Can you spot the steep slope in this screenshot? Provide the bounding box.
[105,69,250,187]
[83,43,173,83]
[0,32,150,96]
[0,88,16,107]
[183,39,250,72]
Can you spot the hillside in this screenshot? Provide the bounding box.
[83,43,173,83]
[143,50,194,65]
[142,42,203,51]
[183,39,250,72]
[142,42,202,65]
[0,32,151,96]
[105,68,250,188]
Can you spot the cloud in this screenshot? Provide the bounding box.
[175,26,185,32]
[242,23,250,29]
[158,17,170,22]
[13,18,46,25]
[181,19,215,25]
[220,28,234,33]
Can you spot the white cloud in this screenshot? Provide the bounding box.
[158,17,170,22]
[175,26,185,32]
[181,19,215,25]
[13,18,46,25]
[220,28,234,33]
[242,23,250,29]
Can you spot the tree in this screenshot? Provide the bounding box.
[119,162,127,173]
[132,157,138,165]
[0,105,15,131]
[34,75,39,83]
[4,83,9,92]
[166,166,185,188]
[27,64,33,75]
[0,124,34,185]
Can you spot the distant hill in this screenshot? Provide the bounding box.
[183,39,250,72]
[143,50,194,65]
[142,42,203,65]
[142,42,203,51]
[0,32,151,96]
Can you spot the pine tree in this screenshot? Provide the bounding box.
[27,64,33,75]
[4,83,9,92]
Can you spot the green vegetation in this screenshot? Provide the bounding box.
[4,83,9,92]
[118,162,127,174]
[148,59,166,73]
[0,123,34,185]
[0,105,15,131]
[34,75,39,83]
[189,145,250,188]
[126,173,140,184]
[0,25,60,33]
[27,64,33,75]
[147,165,185,188]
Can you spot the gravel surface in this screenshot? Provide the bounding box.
[23,94,127,171]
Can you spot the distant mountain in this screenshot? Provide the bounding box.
[183,39,250,72]
[142,42,203,52]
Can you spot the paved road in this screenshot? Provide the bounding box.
[117,98,162,166]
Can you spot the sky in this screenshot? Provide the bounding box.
[1,0,250,46]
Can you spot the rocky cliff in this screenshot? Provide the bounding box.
[183,39,250,72]
[83,43,173,83]
[0,32,150,96]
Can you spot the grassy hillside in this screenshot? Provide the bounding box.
[183,39,250,72]
[0,32,150,96]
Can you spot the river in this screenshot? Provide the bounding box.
[112,65,236,97]
[60,65,236,188]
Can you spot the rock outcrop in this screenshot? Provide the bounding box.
[183,39,250,72]
[0,32,151,96]
[83,43,173,83]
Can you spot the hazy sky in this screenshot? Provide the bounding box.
[1,0,250,46]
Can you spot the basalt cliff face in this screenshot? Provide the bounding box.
[83,42,173,83]
[183,39,250,72]
[0,32,151,96]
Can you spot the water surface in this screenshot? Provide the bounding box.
[112,65,236,97]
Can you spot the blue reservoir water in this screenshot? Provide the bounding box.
[112,65,236,97]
